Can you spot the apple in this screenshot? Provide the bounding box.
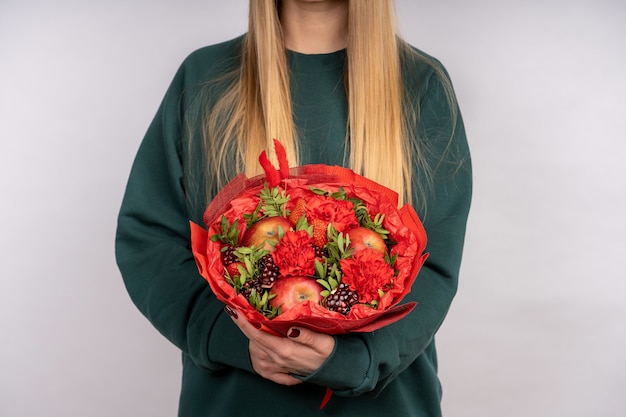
[242,216,292,251]
[346,226,387,254]
[269,276,323,313]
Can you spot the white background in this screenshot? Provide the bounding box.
[1,1,625,416]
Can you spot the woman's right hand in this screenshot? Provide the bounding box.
[225,306,335,385]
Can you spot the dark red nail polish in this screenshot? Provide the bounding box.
[224,306,238,319]
[288,328,300,338]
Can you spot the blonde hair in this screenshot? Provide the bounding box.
[198,0,456,207]
[345,1,407,203]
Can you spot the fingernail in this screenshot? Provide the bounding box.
[224,306,238,319]
[288,328,300,338]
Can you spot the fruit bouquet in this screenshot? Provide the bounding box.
[190,140,428,336]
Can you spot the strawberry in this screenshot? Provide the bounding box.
[288,198,307,225]
[311,219,330,247]
[225,262,244,278]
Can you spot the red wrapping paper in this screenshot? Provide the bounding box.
[190,147,428,336]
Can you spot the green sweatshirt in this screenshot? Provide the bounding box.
[116,36,471,417]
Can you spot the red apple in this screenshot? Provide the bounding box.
[242,216,292,251]
[269,276,323,313]
[346,226,387,254]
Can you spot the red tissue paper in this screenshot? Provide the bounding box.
[190,140,428,336]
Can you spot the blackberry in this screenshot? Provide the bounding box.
[221,245,238,266]
[257,254,280,288]
[325,283,359,315]
[313,245,325,259]
[326,261,335,278]
[240,279,264,299]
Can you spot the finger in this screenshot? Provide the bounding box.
[268,373,302,386]
[287,326,335,354]
[225,307,290,357]
[249,341,302,386]
[224,308,303,386]
[248,340,272,363]
[225,306,262,339]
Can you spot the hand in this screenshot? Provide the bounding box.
[225,306,335,385]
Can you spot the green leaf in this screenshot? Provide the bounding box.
[294,215,309,231]
[309,186,328,195]
[342,233,351,251]
[337,233,344,250]
[317,279,332,291]
[314,260,326,278]
[328,277,339,290]
[326,245,339,262]
[244,202,264,226]
[235,246,254,255]
[259,184,290,217]
[244,257,254,274]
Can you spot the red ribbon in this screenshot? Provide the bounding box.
[320,387,333,409]
[258,139,290,188]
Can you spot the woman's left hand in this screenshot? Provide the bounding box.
[225,306,335,385]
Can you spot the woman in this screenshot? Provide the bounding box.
[116,0,472,416]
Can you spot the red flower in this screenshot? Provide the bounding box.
[272,230,316,277]
[305,195,358,233]
[340,249,395,304]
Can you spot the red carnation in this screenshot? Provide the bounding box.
[305,195,358,233]
[340,248,396,304]
[271,230,316,277]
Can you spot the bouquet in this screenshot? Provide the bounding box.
[191,140,428,336]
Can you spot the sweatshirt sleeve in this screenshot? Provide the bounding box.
[115,58,254,373]
[300,64,472,396]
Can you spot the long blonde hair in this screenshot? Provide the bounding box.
[199,0,455,207]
